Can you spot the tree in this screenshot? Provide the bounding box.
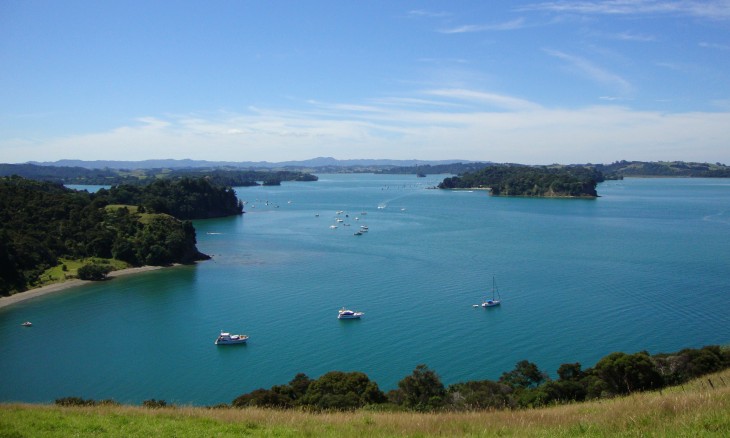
[499,360,548,389]
[299,371,385,410]
[77,263,112,281]
[447,380,513,410]
[594,352,663,395]
[396,364,446,411]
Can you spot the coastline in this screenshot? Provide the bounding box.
[0,266,165,310]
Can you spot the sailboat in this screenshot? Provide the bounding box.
[481,276,502,307]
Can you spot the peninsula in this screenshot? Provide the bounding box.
[0,176,240,296]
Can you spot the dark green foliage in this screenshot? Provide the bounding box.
[377,162,492,175]
[499,360,549,389]
[447,380,514,410]
[55,397,98,407]
[232,373,312,409]
[101,177,243,220]
[232,388,296,409]
[438,164,600,197]
[0,176,210,295]
[395,364,447,411]
[654,345,730,385]
[232,371,386,411]
[300,371,386,410]
[77,263,112,281]
[0,163,318,186]
[142,399,168,408]
[593,351,664,395]
[230,345,729,413]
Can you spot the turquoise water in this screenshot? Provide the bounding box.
[1,175,729,405]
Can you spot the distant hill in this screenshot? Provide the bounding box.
[28,157,472,170]
[596,160,730,178]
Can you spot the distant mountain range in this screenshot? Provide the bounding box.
[28,157,473,170]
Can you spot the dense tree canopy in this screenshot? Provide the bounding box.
[230,345,730,412]
[101,177,243,220]
[438,165,601,197]
[0,163,318,186]
[0,176,229,295]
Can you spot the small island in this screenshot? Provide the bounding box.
[438,164,601,198]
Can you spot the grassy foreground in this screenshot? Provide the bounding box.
[1,370,728,437]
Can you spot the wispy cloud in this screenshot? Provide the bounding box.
[520,1,730,20]
[699,41,730,50]
[407,9,451,19]
[613,31,657,42]
[422,88,543,111]
[544,49,633,96]
[439,18,526,34]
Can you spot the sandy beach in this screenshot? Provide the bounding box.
[0,266,165,310]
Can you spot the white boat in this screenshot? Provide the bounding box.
[481,276,502,308]
[338,307,364,319]
[21,321,32,327]
[215,331,249,345]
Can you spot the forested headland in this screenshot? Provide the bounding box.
[0,163,318,186]
[438,164,602,197]
[0,176,243,295]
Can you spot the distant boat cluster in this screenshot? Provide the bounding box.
[324,210,373,236]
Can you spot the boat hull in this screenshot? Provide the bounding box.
[215,338,248,345]
[215,332,249,345]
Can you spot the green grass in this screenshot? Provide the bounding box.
[2,369,729,437]
[37,258,131,287]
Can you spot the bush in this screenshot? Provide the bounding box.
[396,364,446,411]
[55,396,96,407]
[142,399,168,408]
[77,263,112,281]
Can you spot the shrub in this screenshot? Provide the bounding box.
[77,263,112,281]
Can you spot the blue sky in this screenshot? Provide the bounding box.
[2,0,729,164]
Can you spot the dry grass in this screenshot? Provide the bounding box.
[2,369,729,437]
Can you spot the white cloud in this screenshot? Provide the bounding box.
[439,18,526,34]
[520,1,730,20]
[5,93,729,165]
[544,49,633,96]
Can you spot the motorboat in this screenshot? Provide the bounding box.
[21,321,32,327]
[338,307,364,319]
[215,331,249,345]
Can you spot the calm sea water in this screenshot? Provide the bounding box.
[1,175,729,405]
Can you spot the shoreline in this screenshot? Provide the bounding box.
[0,266,166,310]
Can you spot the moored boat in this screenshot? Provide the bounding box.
[215,331,249,345]
[481,276,502,308]
[338,307,364,319]
[21,321,32,327]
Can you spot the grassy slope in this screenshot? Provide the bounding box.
[37,258,130,288]
[1,369,728,437]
